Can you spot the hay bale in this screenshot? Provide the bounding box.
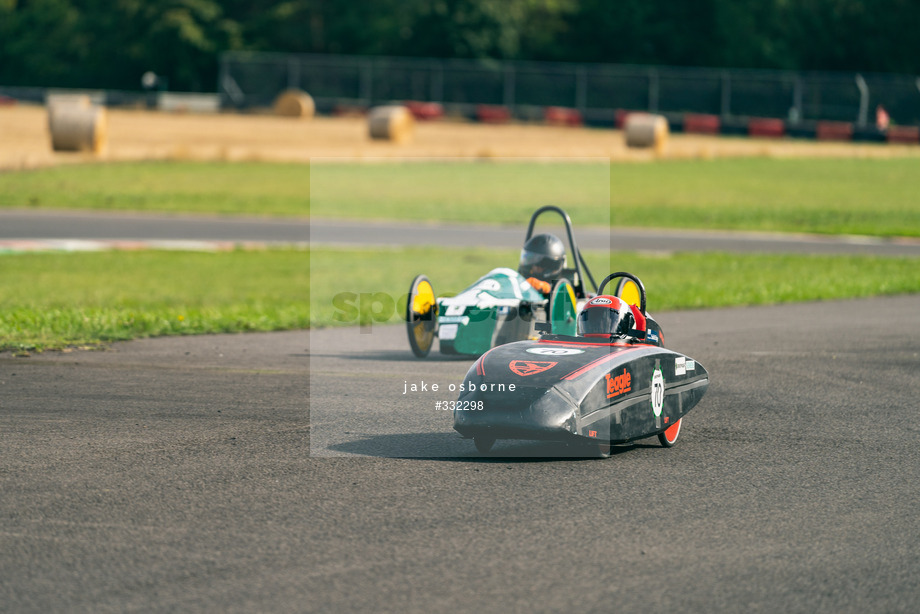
[624,113,669,153]
[368,105,414,143]
[48,104,107,153]
[273,89,315,118]
[46,93,91,109]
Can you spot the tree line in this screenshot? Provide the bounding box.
[2,0,918,93]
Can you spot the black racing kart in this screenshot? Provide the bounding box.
[453,272,709,457]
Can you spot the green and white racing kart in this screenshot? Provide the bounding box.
[406,206,615,358]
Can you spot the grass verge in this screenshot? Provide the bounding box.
[2,158,919,236]
[2,246,918,352]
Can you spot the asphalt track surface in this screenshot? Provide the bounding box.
[3,294,920,612]
[3,210,920,256]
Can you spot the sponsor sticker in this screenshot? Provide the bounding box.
[675,356,686,376]
[438,324,458,340]
[686,359,696,371]
[476,279,501,292]
[509,360,557,377]
[651,367,665,417]
[588,430,598,438]
[526,347,584,356]
[605,368,632,399]
[589,297,613,305]
[647,330,660,343]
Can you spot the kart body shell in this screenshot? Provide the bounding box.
[435,268,577,355]
[452,272,709,455]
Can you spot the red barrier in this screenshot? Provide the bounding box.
[683,113,720,135]
[404,101,444,121]
[544,106,583,127]
[887,125,920,144]
[615,109,635,129]
[815,121,853,141]
[748,118,785,138]
[476,105,512,123]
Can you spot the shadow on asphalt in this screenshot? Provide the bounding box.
[310,351,474,362]
[322,431,657,462]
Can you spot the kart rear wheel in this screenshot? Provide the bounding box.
[406,274,437,358]
[658,418,682,447]
[474,435,495,454]
[614,277,642,309]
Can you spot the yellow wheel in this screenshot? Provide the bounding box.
[406,274,437,357]
[614,277,641,309]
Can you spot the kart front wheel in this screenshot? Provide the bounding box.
[474,436,495,454]
[589,442,611,458]
[658,418,682,447]
[549,278,577,336]
[406,274,437,358]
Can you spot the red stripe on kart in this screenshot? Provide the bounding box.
[538,338,659,348]
[562,347,643,381]
[476,346,500,376]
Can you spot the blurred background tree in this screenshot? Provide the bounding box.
[0,0,917,91]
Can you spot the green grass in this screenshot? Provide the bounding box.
[0,249,310,352]
[3,247,918,352]
[0,161,312,216]
[311,247,920,326]
[2,158,919,235]
[609,158,920,237]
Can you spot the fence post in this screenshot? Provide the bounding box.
[648,67,659,113]
[855,74,869,127]
[287,57,300,90]
[217,54,228,100]
[361,59,373,104]
[792,75,803,122]
[720,70,731,118]
[431,60,444,102]
[576,65,587,112]
[504,64,516,108]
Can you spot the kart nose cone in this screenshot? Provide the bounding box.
[453,385,578,438]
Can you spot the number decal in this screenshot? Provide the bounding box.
[651,367,665,417]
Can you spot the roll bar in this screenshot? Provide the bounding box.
[525,205,598,294]
[597,272,647,315]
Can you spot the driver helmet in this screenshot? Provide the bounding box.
[518,233,565,282]
[577,295,645,338]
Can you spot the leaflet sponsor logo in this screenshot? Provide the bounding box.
[509,360,557,377]
[605,368,632,399]
[675,356,686,376]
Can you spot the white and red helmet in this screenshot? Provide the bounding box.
[577,295,646,338]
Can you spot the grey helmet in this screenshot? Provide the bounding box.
[518,233,566,282]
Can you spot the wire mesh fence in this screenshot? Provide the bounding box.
[219,51,920,127]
